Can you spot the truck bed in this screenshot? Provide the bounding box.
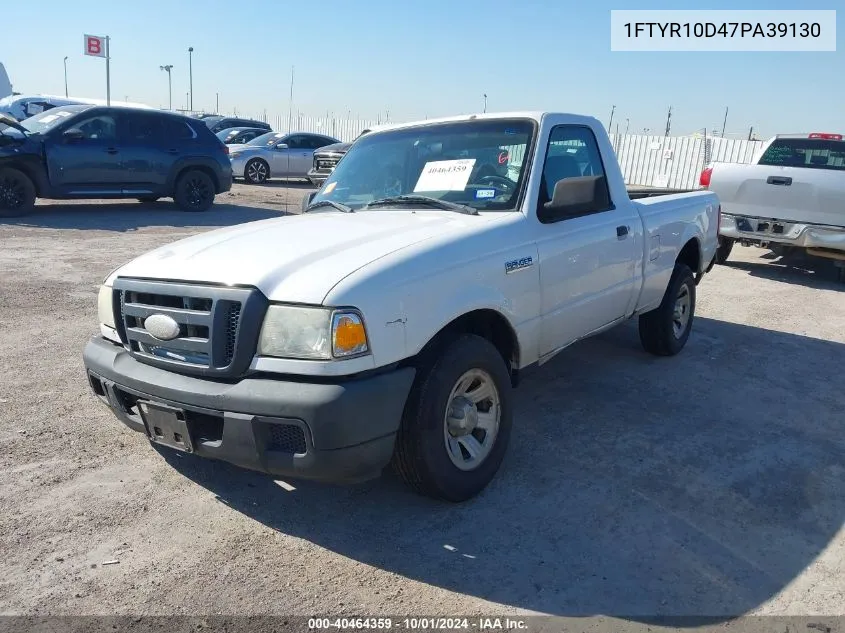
[627,186,697,200]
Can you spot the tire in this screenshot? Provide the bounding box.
[0,167,36,218]
[638,262,696,357]
[715,236,734,264]
[136,196,160,204]
[244,158,269,184]
[173,170,215,212]
[393,334,513,502]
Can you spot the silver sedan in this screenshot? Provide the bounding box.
[229,131,341,184]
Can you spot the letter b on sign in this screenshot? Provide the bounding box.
[84,34,107,58]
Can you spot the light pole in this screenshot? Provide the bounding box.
[483,94,487,113]
[624,118,630,135]
[63,56,68,97]
[188,47,194,111]
[160,65,173,110]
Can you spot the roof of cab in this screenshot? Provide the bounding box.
[367,111,599,134]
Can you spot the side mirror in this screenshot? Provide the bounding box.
[275,143,289,150]
[301,191,317,213]
[63,128,85,142]
[538,176,610,223]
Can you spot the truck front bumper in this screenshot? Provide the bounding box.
[82,336,416,483]
[720,213,845,255]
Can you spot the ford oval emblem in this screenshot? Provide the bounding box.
[144,314,181,341]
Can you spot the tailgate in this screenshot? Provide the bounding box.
[710,163,845,227]
[708,136,845,227]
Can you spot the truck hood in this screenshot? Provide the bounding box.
[111,210,488,304]
[314,141,351,155]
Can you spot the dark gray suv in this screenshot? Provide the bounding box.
[0,105,233,217]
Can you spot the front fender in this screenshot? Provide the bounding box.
[402,283,520,359]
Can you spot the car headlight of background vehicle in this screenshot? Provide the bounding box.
[257,305,370,360]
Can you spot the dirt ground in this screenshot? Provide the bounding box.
[1,182,844,620]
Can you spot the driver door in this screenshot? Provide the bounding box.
[537,124,639,356]
[270,136,298,176]
[45,112,125,194]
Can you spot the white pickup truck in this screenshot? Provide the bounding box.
[83,112,719,501]
[703,132,845,280]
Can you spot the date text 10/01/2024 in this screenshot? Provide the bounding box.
[308,617,527,630]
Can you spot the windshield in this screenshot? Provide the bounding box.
[310,119,535,212]
[246,132,286,147]
[201,116,223,127]
[19,105,92,134]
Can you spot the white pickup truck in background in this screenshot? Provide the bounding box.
[702,132,845,280]
[83,111,719,502]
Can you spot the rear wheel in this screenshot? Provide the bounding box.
[173,170,215,212]
[0,168,36,218]
[639,262,696,356]
[245,159,269,184]
[715,236,734,264]
[393,334,513,502]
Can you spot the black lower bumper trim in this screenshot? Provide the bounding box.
[83,336,415,483]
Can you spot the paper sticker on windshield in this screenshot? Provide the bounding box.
[475,189,496,199]
[414,159,476,192]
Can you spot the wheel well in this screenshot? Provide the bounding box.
[677,238,701,274]
[174,165,220,193]
[2,161,45,196]
[418,310,520,386]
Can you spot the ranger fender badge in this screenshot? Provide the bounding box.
[505,256,533,274]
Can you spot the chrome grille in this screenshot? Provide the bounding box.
[112,279,267,378]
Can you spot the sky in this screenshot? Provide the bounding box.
[1,0,842,138]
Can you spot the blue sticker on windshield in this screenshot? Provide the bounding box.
[504,128,518,135]
[475,189,496,199]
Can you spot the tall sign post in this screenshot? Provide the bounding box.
[84,34,110,105]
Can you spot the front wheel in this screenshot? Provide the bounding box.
[393,334,513,502]
[0,167,36,218]
[245,159,269,184]
[638,262,696,356]
[173,170,215,212]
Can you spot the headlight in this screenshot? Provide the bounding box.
[97,284,116,329]
[257,305,370,360]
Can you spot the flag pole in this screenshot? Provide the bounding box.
[105,36,111,105]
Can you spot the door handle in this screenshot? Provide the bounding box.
[105,147,119,155]
[766,176,792,186]
[616,225,629,239]
[166,149,179,155]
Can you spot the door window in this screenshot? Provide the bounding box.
[123,113,162,143]
[72,114,118,141]
[539,125,612,213]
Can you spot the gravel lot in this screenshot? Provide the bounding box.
[1,182,844,620]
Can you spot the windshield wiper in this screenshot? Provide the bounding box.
[304,199,354,213]
[362,195,478,215]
